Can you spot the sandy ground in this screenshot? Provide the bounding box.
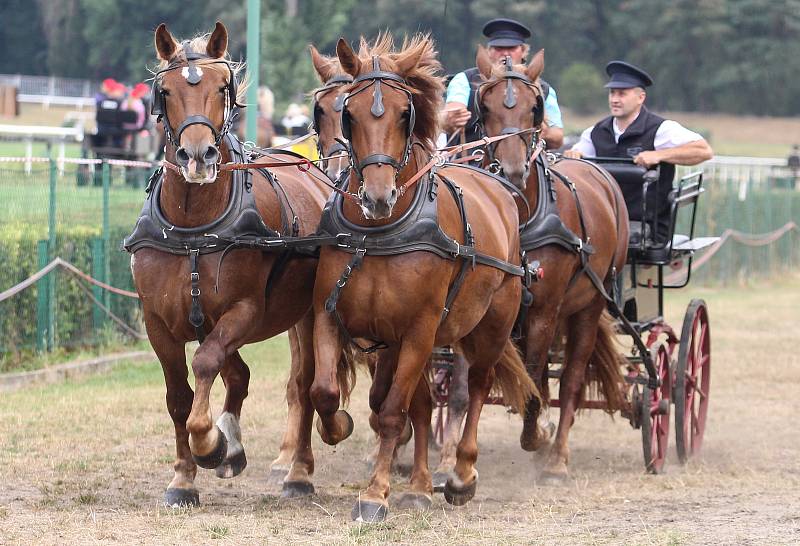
[0,277,798,545]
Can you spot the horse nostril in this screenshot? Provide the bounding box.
[175,147,191,167]
[203,146,220,165]
[389,188,398,202]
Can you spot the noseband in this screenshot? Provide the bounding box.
[151,46,243,150]
[341,56,416,188]
[312,74,353,158]
[475,57,544,174]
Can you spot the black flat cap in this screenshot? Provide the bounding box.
[483,18,532,47]
[604,61,654,89]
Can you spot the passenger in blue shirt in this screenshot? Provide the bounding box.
[441,18,564,150]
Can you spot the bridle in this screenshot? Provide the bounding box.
[151,45,244,151]
[474,57,544,176]
[340,56,416,195]
[311,74,353,159]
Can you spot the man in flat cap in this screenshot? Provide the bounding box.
[440,18,564,149]
[565,61,713,241]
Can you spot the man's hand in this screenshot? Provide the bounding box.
[633,150,662,168]
[440,103,471,133]
[563,149,583,159]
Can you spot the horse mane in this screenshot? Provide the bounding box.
[350,32,444,151]
[153,33,248,104]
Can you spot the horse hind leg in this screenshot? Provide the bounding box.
[394,374,434,512]
[214,351,251,479]
[520,310,560,452]
[541,298,607,483]
[282,311,323,499]
[432,352,469,492]
[268,325,303,485]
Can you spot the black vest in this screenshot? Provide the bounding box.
[458,67,550,144]
[590,107,674,241]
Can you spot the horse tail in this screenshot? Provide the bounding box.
[493,338,540,415]
[337,346,371,406]
[581,310,625,413]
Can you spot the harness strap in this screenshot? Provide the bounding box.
[188,249,206,343]
[439,174,473,322]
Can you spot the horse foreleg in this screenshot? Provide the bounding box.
[186,308,254,470]
[353,329,435,522]
[281,311,318,498]
[394,372,434,511]
[432,352,469,491]
[147,320,198,506]
[520,307,560,452]
[542,299,604,482]
[215,351,250,479]
[269,325,303,484]
[310,309,353,446]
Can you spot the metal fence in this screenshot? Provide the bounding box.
[0,74,96,98]
[0,154,797,363]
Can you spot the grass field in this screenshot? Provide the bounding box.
[0,276,798,544]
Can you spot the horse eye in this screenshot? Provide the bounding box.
[219,85,227,93]
[314,104,324,118]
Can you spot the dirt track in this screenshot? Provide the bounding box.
[0,277,798,545]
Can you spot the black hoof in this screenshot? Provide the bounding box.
[281,480,315,499]
[215,449,247,479]
[443,477,477,507]
[394,492,432,511]
[351,499,388,523]
[164,488,199,507]
[432,472,449,493]
[267,467,289,485]
[192,427,228,470]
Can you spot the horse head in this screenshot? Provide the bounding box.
[153,22,242,184]
[475,46,545,190]
[335,34,442,220]
[309,45,352,182]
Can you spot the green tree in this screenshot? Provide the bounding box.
[558,63,605,115]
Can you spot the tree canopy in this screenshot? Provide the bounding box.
[2,0,799,116]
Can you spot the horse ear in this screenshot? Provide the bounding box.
[154,23,177,61]
[336,38,362,77]
[476,45,493,80]
[395,40,425,76]
[309,45,336,83]
[206,22,228,58]
[526,49,545,81]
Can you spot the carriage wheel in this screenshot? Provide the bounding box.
[675,299,711,464]
[640,342,671,473]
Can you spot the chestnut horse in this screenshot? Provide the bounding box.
[125,22,332,506]
[310,34,535,522]
[471,46,630,481]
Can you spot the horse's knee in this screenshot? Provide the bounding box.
[310,382,340,416]
[378,410,407,439]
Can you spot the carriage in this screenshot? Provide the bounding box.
[431,157,717,474]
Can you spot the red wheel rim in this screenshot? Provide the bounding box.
[684,305,710,456]
[646,344,671,472]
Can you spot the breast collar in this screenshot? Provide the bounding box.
[318,169,457,260]
[518,153,586,253]
[123,134,296,255]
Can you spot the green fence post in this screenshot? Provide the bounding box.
[47,160,56,351]
[102,161,111,311]
[246,0,260,143]
[36,240,50,352]
[91,237,106,334]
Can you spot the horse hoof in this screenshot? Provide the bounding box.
[394,492,432,511]
[192,427,228,470]
[316,410,354,446]
[431,472,450,493]
[163,488,199,508]
[443,477,477,507]
[351,499,388,523]
[215,449,247,479]
[267,467,289,485]
[521,421,555,452]
[281,480,315,499]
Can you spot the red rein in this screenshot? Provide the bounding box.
[161,128,540,204]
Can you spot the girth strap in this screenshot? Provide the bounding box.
[188,249,206,343]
